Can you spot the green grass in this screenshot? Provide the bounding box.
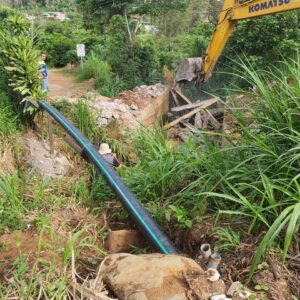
[214,227,240,253]
[1,51,299,287]
[0,171,92,233]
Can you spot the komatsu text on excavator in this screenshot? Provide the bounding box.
[175,0,300,83]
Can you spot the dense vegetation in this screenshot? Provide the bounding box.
[2,0,299,96]
[0,2,299,298]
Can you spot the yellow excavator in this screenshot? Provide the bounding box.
[175,0,300,83]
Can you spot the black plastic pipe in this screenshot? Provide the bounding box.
[38,100,178,254]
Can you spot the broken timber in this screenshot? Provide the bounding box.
[171,98,219,112]
[165,106,206,129]
[165,98,219,129]
[172,89,192,104]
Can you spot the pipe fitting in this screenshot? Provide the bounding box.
[207,253,221,270]
[200,243,212,260]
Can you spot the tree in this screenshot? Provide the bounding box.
[76,0,188,31]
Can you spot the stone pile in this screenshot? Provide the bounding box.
[86,84,169,134]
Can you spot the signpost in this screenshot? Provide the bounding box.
[76,44,85,70]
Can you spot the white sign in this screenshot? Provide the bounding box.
[76,44,85,57]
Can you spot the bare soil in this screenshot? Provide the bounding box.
[0,206,106,280]
[48,68,94,101]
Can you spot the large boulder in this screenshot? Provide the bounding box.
[97,253,226,300]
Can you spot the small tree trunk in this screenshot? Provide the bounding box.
[124,9,133,45]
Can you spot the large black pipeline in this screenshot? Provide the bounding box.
[38,100,178,255]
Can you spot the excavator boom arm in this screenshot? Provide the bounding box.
[201,0,300,82]
[232,0,300,20]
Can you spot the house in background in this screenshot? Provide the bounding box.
[42,12,69,21]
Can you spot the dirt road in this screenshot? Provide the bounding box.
[48,68,94,101]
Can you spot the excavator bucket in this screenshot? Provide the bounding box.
[175,57,203,83]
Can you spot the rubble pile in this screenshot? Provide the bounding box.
[86,84,169,134]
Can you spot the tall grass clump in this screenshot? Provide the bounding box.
[77,52,126,97]
[73,99,98,141]
[122,127,206,221]
[199,56,300,278]
[78,53,111,85]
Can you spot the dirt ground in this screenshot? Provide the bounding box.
[0,206,105,279]
[48,68,94,101]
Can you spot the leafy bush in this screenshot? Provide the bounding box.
[102,15,160,89]
[0,11,44,108]
[0,91,19,137]
[39,33,73,67]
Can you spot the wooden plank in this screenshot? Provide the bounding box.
[171,98,218,113]
[172,89,192,104]
[206,110,221,129]
[164,106,205,129]
[170,90,180,107]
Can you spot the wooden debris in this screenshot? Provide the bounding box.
[171,98,218,113]
[194,112,202,129]
[180,121,198,133]
[206,109,221,129]
[170,90,180,107]
[164,106,205,129]
[201,111,209,130]
[173,89,192,104]
[166,86,224,135]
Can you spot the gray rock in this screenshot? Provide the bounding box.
[22,136,71,179]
